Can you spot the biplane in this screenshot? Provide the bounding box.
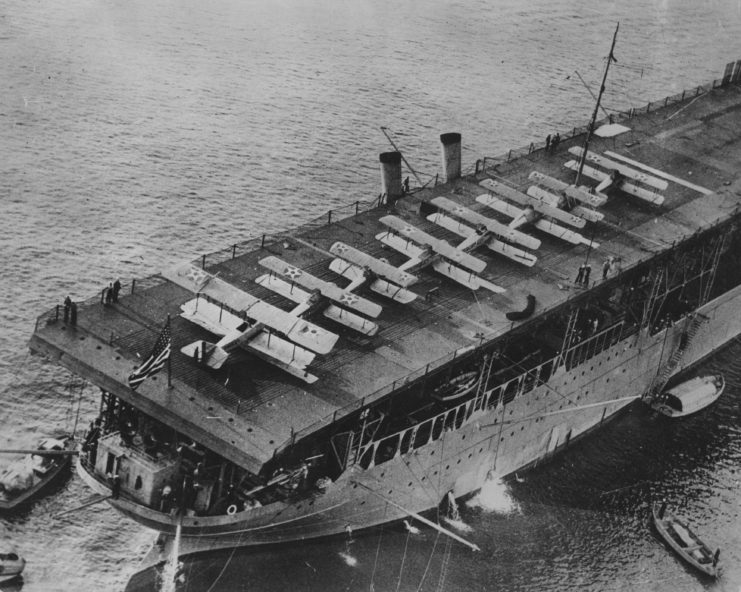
[163,262,339,383]
[256,255,381,337]
[564,146,666,205]
[425,195,539,267]
[376,215,506,293]
[477,178,599,247]
[328,241,419,304]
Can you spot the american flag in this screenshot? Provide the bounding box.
[128,318,172,390]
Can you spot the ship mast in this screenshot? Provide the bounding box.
[574,22,619,186]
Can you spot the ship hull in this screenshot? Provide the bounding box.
[82,281,741,559]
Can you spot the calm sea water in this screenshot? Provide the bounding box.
[1,0,741,590]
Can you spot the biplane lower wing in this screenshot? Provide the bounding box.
[475,194,525,220]
[431,260,505,293]
[533,219,598,247]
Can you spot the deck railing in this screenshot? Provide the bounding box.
[481,76,728,174]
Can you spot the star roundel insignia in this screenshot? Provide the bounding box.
[341,293,359,305]
[403,225,415,235]
[186,268,207,286]
[284,266,302,280]
[334,244,348,255]
[454,206,465,215]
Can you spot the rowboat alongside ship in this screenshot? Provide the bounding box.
[652,502,719,577]
[27,54,741,562]
[651,374,725,418]
[0,551,25,583]
[0,437,73,511]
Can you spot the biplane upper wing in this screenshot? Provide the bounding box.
[259,256,382,318]
[430,196,541,250]
[379,215,487,273]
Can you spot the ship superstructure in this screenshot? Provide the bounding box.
[29,63,741,557]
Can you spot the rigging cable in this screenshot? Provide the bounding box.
[204,528,245,592]
[394,528,412,592]
[415,531,442,592]
[369,504,387,592]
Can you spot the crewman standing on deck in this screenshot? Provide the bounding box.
[576,263,586,285]
[583,264,592,286]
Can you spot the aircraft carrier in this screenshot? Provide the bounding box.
[29,60,741,561]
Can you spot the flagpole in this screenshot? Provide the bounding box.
[167,314,172,388]
[575,22,619,186]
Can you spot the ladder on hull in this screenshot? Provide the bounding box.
[644,313,707,402]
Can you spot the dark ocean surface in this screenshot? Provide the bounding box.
[1,0,741,590]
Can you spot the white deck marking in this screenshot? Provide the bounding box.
[604,150,713,195]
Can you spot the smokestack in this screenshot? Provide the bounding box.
[380,151,403,204]
[440,133,462,182]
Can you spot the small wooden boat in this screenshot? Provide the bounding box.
[0,437,73,511]
[0,551,25,583]
[431,371,479,402]
[652,502,719,577]
[652,374,725,418]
